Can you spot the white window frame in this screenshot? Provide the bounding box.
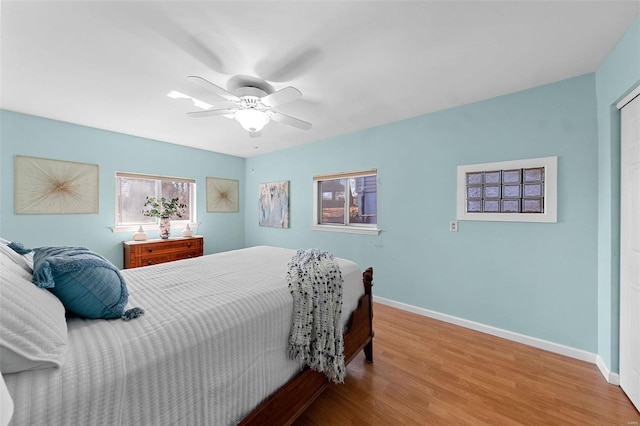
[112,172,197,233]
[456,156,557,223]
[312,169,380,235]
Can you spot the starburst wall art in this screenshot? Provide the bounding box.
[206,177,239,213]
[14,156,99,214]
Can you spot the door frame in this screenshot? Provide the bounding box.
[617,84,640,412]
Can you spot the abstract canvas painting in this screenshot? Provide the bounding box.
[14,156,99,214]
[258,181,289,228]
[206,177,239,212]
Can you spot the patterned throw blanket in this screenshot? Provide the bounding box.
[286,249,345,384]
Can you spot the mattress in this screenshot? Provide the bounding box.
[4,246,364,426]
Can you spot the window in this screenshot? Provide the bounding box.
[466,167,545,213]
[457,157,557,223]
[114,172,196,231]
[313,169,379,235]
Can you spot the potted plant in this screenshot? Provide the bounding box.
[142,197,187,239]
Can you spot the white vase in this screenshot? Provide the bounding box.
[132,225,147,241]
[159,216,171,239]
[181,224,193,237]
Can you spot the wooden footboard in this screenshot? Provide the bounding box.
[240,267,374,426]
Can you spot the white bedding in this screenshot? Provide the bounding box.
[4,246,364,426]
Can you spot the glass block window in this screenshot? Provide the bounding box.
[457,157,557,223]
[465,167,545,214]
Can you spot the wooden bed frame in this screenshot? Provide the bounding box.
[240,267,374,425]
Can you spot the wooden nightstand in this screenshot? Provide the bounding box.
[123,236,204,269]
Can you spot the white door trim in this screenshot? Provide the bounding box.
[618,87,640,412]
[617,84,640,110]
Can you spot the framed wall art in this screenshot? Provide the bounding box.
[14,155,99,214]
[206,177,239,213]
[258,180,289,228]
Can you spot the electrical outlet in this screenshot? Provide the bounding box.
[449,221,458,232]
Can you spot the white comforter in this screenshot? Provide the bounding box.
[4,246,364,426]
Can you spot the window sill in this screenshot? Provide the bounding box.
[111,222,198,233]
[311,225,380,235]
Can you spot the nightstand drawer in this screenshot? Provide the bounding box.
[123,236,204,269]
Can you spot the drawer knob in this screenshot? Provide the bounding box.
[147,248,153,253]
[187,243,192,247]
[147,260,153,265]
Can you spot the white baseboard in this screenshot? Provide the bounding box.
[373,296,618,385]
[596,355,620,385]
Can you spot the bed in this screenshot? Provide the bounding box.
[0,244,373,425]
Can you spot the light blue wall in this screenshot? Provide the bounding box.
[595,15,640,373]
[245,74,599,353]
[0,110,246,268]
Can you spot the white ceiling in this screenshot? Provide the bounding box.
[1,1,638,158]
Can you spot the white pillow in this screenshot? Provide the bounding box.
[0,371,13,426]
[23,251,34,271]
[0,245,68,373]
[0,243,32,274]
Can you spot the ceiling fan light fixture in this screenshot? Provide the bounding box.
[182,76,311,134]
[235,108,270,133]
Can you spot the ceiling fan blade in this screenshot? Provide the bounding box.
[187,108,238,118]
[271,111,312,130]
[187,76,241,103]
[261,87,302,107]
[256,47,322,82]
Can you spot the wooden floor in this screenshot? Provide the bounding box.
[294,303,640,425]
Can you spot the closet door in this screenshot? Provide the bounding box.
[620,91,640,412]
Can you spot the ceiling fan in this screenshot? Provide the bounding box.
[184,75,312,138]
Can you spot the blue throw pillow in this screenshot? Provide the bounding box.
[31,246,129,319]
[7,241,32,255]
